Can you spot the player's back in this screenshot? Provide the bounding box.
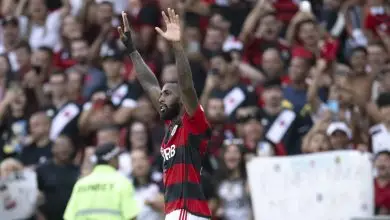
[161,105,211,219]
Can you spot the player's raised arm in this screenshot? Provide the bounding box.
[155,8,198,116]
[118,12,161,111]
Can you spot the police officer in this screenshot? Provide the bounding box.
[64,143,140,220]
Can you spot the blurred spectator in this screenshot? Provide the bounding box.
[65,66,85,103]
[130,149,164,220]
[374,151,390,215]
[370,92,390,154]
[18,0,62,50]
[215,140,252,220]
[0,157,23,177]
[201,52,257,120]
[69,38,106,99]
[46,72,81,142]
[0,83,30,160]
[19,111,52,166]
[96,125,132,177]
[260,79,308,155]
[326,121,353,150]
[302,131,331,153]
[14,40,32,76]
[0,16,21,72]
[36,135,80,220]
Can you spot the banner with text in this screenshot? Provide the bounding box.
[247,151,374,220]
[0,169,38,220]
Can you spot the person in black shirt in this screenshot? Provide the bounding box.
[46,72,81,142]
[100,47,142,125]
[78,47,142,136]
[19,111,52,167]
[36,135,80,220]
[0,83,30,160]
[201,51,258,121]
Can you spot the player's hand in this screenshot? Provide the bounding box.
[118,11,135,53]
[155,8,181,43]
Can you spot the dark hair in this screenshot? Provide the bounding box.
[350,46,368,57]
[375,150,390,160]
[376,92,390,108]
[100,1,114,7]
[126,120,154,155]
[295,19,317,42]
[211,51,233,63]
[215,142,247,184]
[368,42,386,50]
[15,40,31,54]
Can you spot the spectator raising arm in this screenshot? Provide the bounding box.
[155,8,198,116]
[118,12,161,111]
[239,0,274,44]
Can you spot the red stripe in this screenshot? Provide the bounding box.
[165,199,211,217]
[165,164,200,186]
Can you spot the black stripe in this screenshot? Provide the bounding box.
[165,182,207,202]
[164,133,207,172]
[163,144,202,172]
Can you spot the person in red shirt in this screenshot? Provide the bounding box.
[364,0,390,39]
[119,9,211,220]
[374,151,390,215]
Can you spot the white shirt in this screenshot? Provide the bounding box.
[19,10,62,50]
[118,152,132,176]
[370,123,390,154]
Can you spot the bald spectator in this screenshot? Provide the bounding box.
[19,111,52,166]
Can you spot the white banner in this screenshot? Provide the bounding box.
[0,169,38,220]
[247,151,374,220]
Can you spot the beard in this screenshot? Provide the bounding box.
[160,102,181,121]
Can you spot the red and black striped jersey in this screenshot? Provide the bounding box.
[160,105,212,218]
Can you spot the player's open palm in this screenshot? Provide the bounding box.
[155,8,181,42]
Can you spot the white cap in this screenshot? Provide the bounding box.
[326,122,352,139]
[299,1,312,13]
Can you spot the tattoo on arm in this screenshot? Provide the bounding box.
[173,43,198,115]
[129,51,161,109]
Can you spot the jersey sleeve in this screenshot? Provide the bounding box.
[182,104,210,135]
[121,181,140,219]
